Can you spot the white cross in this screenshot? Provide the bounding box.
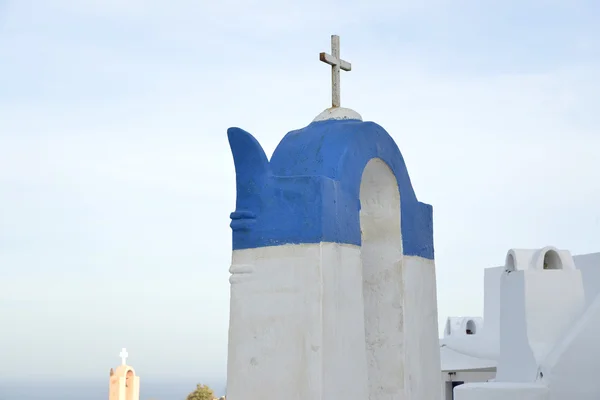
[319,34,352,108]
[119,348,128,365]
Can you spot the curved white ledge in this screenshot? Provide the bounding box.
[313,107,363,122]
[440,335,500,361]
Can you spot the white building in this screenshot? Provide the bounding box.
[441,247,600,400]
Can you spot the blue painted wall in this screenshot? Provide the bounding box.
[228,119,434,259]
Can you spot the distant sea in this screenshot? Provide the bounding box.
[0,379,227,400]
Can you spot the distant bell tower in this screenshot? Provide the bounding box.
[108,348,140,400]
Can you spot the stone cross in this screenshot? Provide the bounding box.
[319,35,351,108]
[119,348,128,365]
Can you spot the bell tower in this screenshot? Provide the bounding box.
[108,348,140,400]
[225,34,441,400]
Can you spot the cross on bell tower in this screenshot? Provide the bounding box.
[119,348,128,365]
[319,34,352,108]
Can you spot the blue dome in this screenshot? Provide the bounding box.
[228,118,433,259]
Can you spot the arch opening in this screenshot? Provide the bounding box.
[543,250,563,270]
[465,320,477,335]
[445,319,452,336]
[359,158,404,399]
[125,370,135,400]
[505,253,516,272]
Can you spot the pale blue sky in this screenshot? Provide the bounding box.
[1,0,599,384]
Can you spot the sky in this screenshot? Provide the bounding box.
[1,0,600,386]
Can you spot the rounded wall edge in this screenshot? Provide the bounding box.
[504,247,576,272]
[114,365,136,377]
[505,249,538,272]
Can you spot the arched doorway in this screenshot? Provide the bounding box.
[125,370,135,400]
[466,320,476,335]
[360,158,404,399]
[542,250,563,270]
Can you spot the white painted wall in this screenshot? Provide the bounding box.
[321,243,370,400]
[482,267,504,343]
[496,269,536,382]
[572,252,600,270]
[573,253,600,307]
[496,269,585,382]
[227,243,328,400]
[403,255,442,399]
[227,242,375,400]
[540,289,600,399]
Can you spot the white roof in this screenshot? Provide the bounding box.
[574,252,600,269]
[440,344,496,372]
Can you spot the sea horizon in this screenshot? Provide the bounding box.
[0,378,227,400]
